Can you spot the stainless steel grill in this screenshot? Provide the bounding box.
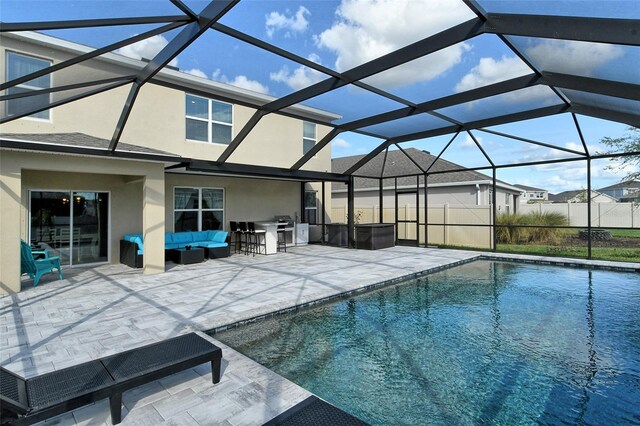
[274,215,293,227]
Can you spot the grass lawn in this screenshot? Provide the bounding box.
[436,227,640,263]
[608,229,640,238]
[495,228,640,262]
[496,244,640,263]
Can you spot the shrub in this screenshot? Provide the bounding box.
[496,213,529,244]
[497,212,568,244]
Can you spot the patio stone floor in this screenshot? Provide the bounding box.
[2,245,637,425]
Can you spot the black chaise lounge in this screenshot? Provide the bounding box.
[263,395,369,425]
[0,333,222,425]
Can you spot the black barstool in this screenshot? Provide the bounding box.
[276,221,287,252]
[247,222,266,256]
[230,221,244,254]
[238,222,249,255]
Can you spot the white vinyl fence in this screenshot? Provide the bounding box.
[331,204,493,249]
[518,202,640,228]
[331,202,639,249]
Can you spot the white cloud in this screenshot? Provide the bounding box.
[515,142,584,164]
[116,35,178,67]
[533,159,629,193]
[211,69,270,95]
[332,138,351,148]
[525,39,624,76]
[266,6,310,38]
[455,56,531,92]
[455,56,558,104]
[459,134,481,149]
[270,54,326,90]
[183,68,207,79]
[315,0,475,89]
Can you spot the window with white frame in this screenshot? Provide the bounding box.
[174,187,224,232]
[303,121,316,155]
[304,190,318,225]
[185,94,232,144]
[6,51,52,120]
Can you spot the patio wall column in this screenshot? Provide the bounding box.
[142,169,165,275]
[0,159,22,294]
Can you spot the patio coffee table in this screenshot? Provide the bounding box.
[168,247,204,264]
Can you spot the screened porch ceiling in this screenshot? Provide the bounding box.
[1,0,639,181]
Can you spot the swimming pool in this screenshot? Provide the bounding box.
[215,261,640,425]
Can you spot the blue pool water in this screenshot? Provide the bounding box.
[215,261,640,425]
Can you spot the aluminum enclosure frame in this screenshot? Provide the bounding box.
[1,0,639,259]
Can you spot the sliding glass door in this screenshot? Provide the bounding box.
[30,190,109,266]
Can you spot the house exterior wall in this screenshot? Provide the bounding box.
[0,150,166,294]
[1,34,337,293]
[165,174,302,231]
[0,35,334,170]
[332,184,515,213]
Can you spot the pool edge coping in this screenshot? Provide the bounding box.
[206,253,639,336]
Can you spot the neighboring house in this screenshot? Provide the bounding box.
[0,31,341,294]
[597,180,640,199]
[332,148,522,214]
[549,190,618,203]
[619,191,640,203]
[514,184,549,203]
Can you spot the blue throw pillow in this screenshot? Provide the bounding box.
[212,231,228,243]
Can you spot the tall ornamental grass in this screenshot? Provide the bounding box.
[497,211,568,244]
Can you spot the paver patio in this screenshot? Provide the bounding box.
[2,245,637,425]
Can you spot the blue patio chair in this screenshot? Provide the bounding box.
[20,240,63,286]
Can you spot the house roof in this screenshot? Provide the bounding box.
[548,190,583,202]
[548,189,617,202]
[597,180,640,191]
[0,133,181,162]
[514,184,547,192]
[332,148,520,191]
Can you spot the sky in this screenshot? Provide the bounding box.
[2,0,638,194]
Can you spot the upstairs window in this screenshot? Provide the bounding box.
[303,121,316,155]
[185,94,232,144]
[6,51,52,120]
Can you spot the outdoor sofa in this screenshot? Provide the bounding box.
[120,230,230,268]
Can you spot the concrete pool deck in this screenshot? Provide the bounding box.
[2,245,638,425]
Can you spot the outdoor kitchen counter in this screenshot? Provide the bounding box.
[254,222,294,254]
